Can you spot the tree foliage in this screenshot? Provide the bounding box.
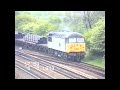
[49,16,61,24]
[15,14,36,32]
[15,13,59,35]
[84,19,105,56]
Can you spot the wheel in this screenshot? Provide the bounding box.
[80,53,85,60]
[63,53,68,60]
[80,55,85,60]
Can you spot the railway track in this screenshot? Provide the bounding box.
[15,50,104,79]
[15,53,88,79]
[29,52,105,76]
[15,49,105,78]
[15,59,58,79]
[15,64,41,79]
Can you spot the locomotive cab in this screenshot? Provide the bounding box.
[47,32,86,60]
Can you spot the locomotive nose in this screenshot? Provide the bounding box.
[66,43,86,53]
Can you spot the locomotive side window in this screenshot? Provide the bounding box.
[48,37,52,42]
[65,38,69,43]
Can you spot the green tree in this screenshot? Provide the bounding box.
[15,14,36,32]
[49,16,61,24]
[84,19,105,56]
[33,21,58,36]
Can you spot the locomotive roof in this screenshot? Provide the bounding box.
[48,32,84,38]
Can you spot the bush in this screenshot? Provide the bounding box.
[84,19,105,57]
[84,51,96,60]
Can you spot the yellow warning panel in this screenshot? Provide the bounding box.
[66,43,85,53]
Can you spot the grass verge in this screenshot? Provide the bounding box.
[81,52,105,69]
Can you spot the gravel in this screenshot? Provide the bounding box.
[15,67,35,79]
